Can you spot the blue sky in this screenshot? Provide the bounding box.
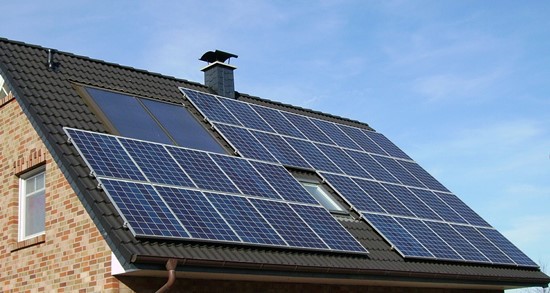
[2,0,549,285]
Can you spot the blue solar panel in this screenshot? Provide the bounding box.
[320,173,385,213]
[362,130,412,160]
[337,124,388,155]
[478,228,538,267]
[252,106,306,138]
[219,98,275,132]
[251,130,311,169]
[316,144,372,178]
[155,186,240,241]
[345,150,400,184]
[214,124,277,162]
[282,112,335,144]
[372,156,425,188]
[285,137,342,173]
[291,204,367,252]
[452,224,514,265]
[167,147,240,193]
[250,199,328,249]
[398,160,450,192]
[395,217,462,260]
[435,192,491,227]
[99,179,187,238]
[249,161,318,204]
[180,88,241,126]
[210,154,282,200]
[310,118,362,150]
[364,213,433,258]
[383,184,441,221]
[425,221,490,263]
[66,129,146,181]
[353,179,415,217]
[119,138,195,188]
[205,193,287,246]
[409,189,467,224]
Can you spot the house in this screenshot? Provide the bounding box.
[0,37,548,292]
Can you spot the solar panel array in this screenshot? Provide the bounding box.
[180,87,537,268]
[65,127,366,254]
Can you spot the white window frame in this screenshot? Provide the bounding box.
[300,181,348,214]
[18,167,46,241]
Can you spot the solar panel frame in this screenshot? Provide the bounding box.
[362,130,412,160]
[434,192,491,227]
[337,124,388,155]
[320,172,386,213]
[372,156,426,188]
[309,118,362,150]
[282,111,336,144]
[250,130,312,169]
[218,97,276,132]
[213,123,278,162]
[252,105,307,138]
[452,224,515,265]
[180,88,242,126]
[478,227,538,267]
[425,221,490,263]
[315,144,372,179]
[353,179,415,217]
[285,137,343,174]
[397,160,450,192]
[382,184,442,221]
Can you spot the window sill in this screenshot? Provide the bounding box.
[11,234,45,252]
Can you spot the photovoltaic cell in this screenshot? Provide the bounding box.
[219,98,275,132]
[251,130,311,169]
[205,193,287,246]
[99,179,187,238]
[66,129,145,181]
[167,147,240,193]
[285,137,342,173]
[250,161,317,204]
[345,150,400,184]
[320,173,385,213]
[364,213,432,258]
[253,106,306,138]
[155,186,239,241]
[435,192,491,227]
[382,184,441,221]
[282,112,335,144]
[337,124,387,155]
[119,138,195,188]
[180,88,241,126]
[373,156,425,188]
[425,221,489,263]
[398,160,449,192]
[478,228,538,267]
[452,224,514,265]
[291,204,367,252]
[214,124,277,162]
[409,189,467,224]
[363,130,412,160]
[396,217,461,260]
[310,118,362,150]
[211,154,282,200]
[354,179,415,217]
[316,144,372,178]
[250,199,328,249]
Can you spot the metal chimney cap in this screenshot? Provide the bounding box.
[200,50,238,63]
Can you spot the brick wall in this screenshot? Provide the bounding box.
[0,94,127,291]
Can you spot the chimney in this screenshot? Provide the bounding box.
[200,50,238,99]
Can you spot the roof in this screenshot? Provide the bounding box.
[0,37,548,289]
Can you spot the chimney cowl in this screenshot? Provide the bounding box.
[200,50,238,64]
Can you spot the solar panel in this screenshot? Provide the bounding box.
[478,227,538,267]
[180,88,241,125]
[210,154,282,200]
[291,204,367,252]
[362,130,412,160]
[397,160,449,192]
[320,173,385,213]
[249,199,328,249]
[250,130,311,169]
[214,124,277,162]
[252,105,306,138]
[219,98,275,132]
[409,189,468,224]
[451,224,514,265]
[119,138,195,188]
[285,137,342,173]
[372,156,425,188]
[310,118,362,150]
[205,192,287,245]
[434,192,491,227]
[315,144,372,178]
[337,124,388,155]
[155,186,240,241]
[425,221,490,263]
[345,150,400,184]
[353,179,415,217]
[282,112,335,144]
[167,147,241,194]
[66,128,146,181]
[382,184,441,221]
[99,179,188,238]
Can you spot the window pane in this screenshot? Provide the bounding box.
[86,87,172,144]
[141,99,225,153]
[25,190,45,236]
[25,177,36,193]
[302,183,345,212]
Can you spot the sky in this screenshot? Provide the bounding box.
[1,0,549,289]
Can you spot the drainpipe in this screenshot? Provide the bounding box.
[155,259,178,293]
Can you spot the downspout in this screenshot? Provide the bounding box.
[155,259,178,293]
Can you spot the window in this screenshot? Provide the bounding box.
[0,75,9,100]
[301,181,347,213]
[84,87,225,153]
[19,169,46,240]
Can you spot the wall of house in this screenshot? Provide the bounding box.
[0,93,129,291]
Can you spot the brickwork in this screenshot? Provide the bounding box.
[0,95,127,291]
